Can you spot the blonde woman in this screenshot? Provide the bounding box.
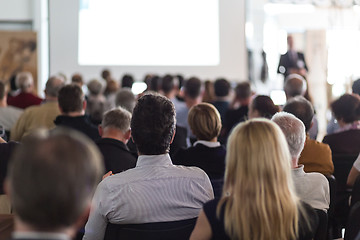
[190,119,318,240]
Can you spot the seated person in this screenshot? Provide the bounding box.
[248,95,279,119]
[5,128,103,240]
[190,119,318,240]
[173,103,226,180]
[347,153,360,187]
[96,107,136,174]
[323,94,360,155]
[83,93,214,240]
[272,112,330,211]
[283,96,333,176]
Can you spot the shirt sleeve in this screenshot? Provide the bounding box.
[83,180,112,240]
[353,154,360,171]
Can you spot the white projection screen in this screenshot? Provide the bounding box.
[49,0,247,81]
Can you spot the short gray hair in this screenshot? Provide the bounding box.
[16,71,33,90]
[115,88,136,113]
[284,74,307,98]
[101,107,131,133]
[87,79,103,95]
[271,112,306,159]
[45,76,65,97]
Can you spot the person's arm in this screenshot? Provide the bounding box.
[10,112,27,141]
[83,182,111,240]
[190,210,212,240]
[347,154,360,187]
[0,137,6,143]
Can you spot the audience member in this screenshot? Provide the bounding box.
[0,137,18,214]
[115,88,136,113]
[283,96,333,176]
[71,73,84,86]
[177,77,203,142]
[54,84,100,141]
[121,74,134,88]
[190,119,318,240]
[223,81,251,138]
[212,78,231,123]
[347,153,360,187]
[173,103,226,180]
[86,79,109,125]
[323,94,360,154]
[161,74,186,113]
[284,74,317,139]
[248,95,279,119]
[96,107,136,174]
[6,128,103,240]
[202,80,215,103]
[11,76,65,141]
[352,78,360,96]
[101,69,111,82]
[103,79,119,109]
[7,71,42,109]
[0,82,23,135]
[272,112,330,211]
[83,93,213,240]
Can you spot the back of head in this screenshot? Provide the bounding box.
[87,79,103,96]
[283,96,314,132]
[284,74,306,98]
[161,74,176,95]
[184,77,202,99]
[71,74,83,86]
[16,71,33,91]
[131,93,175,155]
[188,103,221,141]
[214,78,230,97]
[58,84,84,114]
[251,95,279,119]
[223,119,297,240]
[45,76,65,98]
[0,81,6,100]
[115,88,136,113]
[331,93,360,123]
[7,128,103,230]
[235,82,251,100]
[352,79,360,96]
[102,107,131,133]
[121,74,134,88]
[271,112,306,159]
[101,69,111,81]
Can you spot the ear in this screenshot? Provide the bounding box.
[98,125,103,137]
[82,100,87,111]
[58,104,65,114]
[124,129,131,141]
[72,203,91,238]
[170,128,176,145]
[310,120,314,129]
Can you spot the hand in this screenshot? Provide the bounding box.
[102,171,113,180]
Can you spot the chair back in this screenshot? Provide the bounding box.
[0,214,14,240]
[104,218,197,240]
[314,209,328,240]
[210,178,224,199]
[332,154,358,193]
[345,202,360,240]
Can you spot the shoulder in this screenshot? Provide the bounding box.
[306,138,331,152]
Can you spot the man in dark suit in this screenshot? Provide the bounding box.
[278,35,308,78]
[5,128,103,240]
[96,107,137,174]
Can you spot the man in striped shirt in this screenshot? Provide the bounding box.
[83,93,214,240]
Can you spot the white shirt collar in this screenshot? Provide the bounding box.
[193,140,220,148]
[136,153,173,167]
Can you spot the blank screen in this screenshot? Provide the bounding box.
[78,0,220,66]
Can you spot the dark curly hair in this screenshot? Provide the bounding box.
[331,94,360,123]
[131,93,175,155]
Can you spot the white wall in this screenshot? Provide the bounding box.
[0,0,33,20]
[49,0,247,82]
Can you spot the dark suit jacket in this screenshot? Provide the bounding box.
[322,129,360,155]
[54,115,100,141]
[173,143,226,179]
[96,138,137,174]
[278,51,308,77]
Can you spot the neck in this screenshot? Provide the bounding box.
[14,217,74,238]
[0,98,7,107]
[102,128,128,143]
[185,97,201,108]
[291,158,299,169]
[63,110,84,117]
[45,96,58,102]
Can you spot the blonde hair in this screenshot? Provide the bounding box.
[188,103,221,141]
[218,119,300,240]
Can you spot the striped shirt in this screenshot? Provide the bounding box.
[83,153,214,240]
